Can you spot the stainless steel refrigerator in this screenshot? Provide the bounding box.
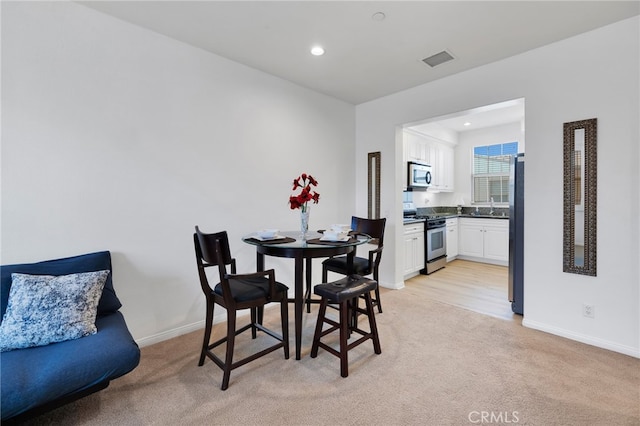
[508,153,524,315]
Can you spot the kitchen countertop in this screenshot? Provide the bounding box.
[402,217,426,224]
[403,213,509,224]
[459,214,509,220]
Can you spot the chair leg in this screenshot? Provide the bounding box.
[373,271,382,313]
[374,288,382,313]
[221,310,237,391]
[322,265,328,283]
[199,301,214,366]
[364,293,382,355]
[250,307,258,339]
[339,301,349,378]
[281,294,290,359]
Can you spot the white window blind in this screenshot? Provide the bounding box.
[472,142,518,204]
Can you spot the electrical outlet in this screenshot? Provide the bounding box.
[583,304,595,318]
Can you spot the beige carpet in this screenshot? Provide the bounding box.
[21,286,640,426]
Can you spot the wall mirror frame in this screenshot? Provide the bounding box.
[368,151,381,219]
[563,118,597,276]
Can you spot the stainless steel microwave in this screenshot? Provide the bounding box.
[408,162,432,189]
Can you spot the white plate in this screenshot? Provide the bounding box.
[319,235,351,242]
[253,234,286,241]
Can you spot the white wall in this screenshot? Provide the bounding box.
[3,3,638,358]
[356,17,639,357]
[1,2,356,345]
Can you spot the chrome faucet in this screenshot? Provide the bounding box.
[489,197,495,215]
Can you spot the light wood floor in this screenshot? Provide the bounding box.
[403,259,521,322]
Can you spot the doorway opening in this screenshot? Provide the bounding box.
[400,98,525,319]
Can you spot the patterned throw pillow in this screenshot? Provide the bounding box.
[0,270,109,352]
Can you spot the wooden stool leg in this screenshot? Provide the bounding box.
[339,300,349,377]
[312,278,382,378]
[311,299,328,358]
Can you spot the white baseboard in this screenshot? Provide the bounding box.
[456,255,508,267]
[380,280,405,290]
[522,318,640,359]
[134,309,259,348]
[135,320,204,348]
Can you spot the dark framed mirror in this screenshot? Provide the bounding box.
[563,118,597,276]
[368,152,381,219]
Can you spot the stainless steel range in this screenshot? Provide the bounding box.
[402,203,447,274]
[421,216,447,274]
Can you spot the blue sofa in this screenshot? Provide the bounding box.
[1,251,140,422]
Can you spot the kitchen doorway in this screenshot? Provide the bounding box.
[401,98,525,319]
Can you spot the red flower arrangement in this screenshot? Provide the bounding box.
[289,173,320,212]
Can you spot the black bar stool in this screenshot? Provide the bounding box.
[310,275,381,377]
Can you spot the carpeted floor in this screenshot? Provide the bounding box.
[20,285,640,425]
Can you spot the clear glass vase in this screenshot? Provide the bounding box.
[300,208,310,241]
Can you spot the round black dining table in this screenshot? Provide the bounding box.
[242,230,370,360]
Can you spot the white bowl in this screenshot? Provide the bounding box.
[331,224,351,232]
[323,230,348,240]
[257,229,278,239]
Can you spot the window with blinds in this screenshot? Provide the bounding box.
[472,142,518,204]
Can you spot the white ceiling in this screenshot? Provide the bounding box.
[79,1,639,106]
[409,98,525,134]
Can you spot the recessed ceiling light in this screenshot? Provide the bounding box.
[372,12,386,21]
[310,46,325,56]
[463,122,472,127]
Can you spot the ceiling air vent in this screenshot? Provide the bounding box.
[422,50,455,68]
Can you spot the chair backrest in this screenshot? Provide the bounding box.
[194,227,235,297]
[194,226,233,267]
[351,216,386,247]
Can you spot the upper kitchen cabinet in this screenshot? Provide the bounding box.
[404,131,430,163]
[403,129,455,192]
[431,143,454,192]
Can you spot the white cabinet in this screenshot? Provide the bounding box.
[404,132,429,163]
[428,144,454,192]
[446,218,458,261]
[437,144,455,192]
[459,221,485,258]
[403,222,425,277]
[403,130,455,192]
[458,218,509,265]
[484,225,509,261]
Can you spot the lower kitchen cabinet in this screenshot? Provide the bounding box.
[458,218,509,265]
[446,218,458,261]
[403,222,425,278]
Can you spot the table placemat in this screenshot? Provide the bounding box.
[246,237,296,244]
[306,237,358,245]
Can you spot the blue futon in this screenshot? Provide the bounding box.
[0,251,140,422]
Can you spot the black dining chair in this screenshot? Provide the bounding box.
[193,226,289,390]
[321,216,386,313]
